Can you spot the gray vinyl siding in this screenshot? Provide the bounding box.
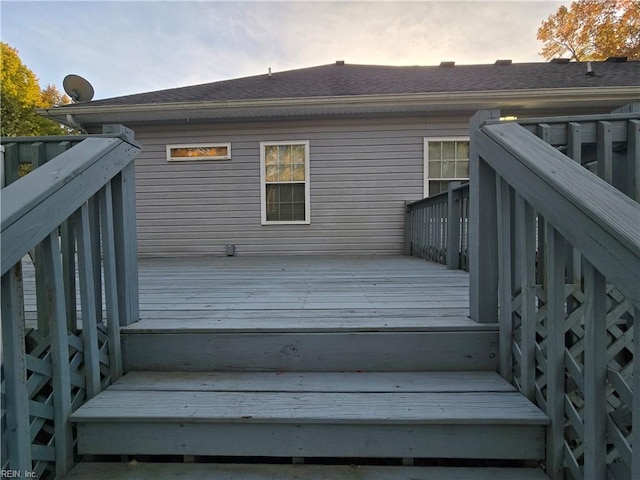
[130,115,470,257]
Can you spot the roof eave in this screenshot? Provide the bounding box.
[38,87,640,127]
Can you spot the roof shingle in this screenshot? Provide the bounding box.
[79,61,640,107]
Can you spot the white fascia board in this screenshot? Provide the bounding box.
[37,86,640,126]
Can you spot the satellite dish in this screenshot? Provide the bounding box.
[63,74,94,102]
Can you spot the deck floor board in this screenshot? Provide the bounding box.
[23,255,479,331]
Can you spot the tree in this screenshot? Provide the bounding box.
[537,0,640,61]
[1,42,71,137]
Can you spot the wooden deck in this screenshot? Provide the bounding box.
[135,255,473,331]
[25,255,480,331]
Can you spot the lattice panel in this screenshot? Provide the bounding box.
[510,279,635,479]
[1,323,113,479]
[24,328,57,480]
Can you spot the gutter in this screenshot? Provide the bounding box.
[38,86,640,126]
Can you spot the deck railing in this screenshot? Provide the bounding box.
[1,126,141,478]
[470,108,639,480]
[404,182,469,271]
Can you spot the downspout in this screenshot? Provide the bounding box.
[65,114,87,134]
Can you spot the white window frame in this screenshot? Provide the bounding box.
[260,140,311,225]
[423,137,470,198]
[166,143,231,162]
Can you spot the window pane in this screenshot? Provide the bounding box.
[278,164,292,181]
[170,146,228,158]
[279,184,293,202]
[265,146,278,165]
[429,181,448,196]
[291,144,305,164]
[265,165,278,182]
[429,161,441,178]
[428,142,441,160]
[292,164,305,181]
[456,160,469,178]
[456,142,469,160]
[442,160,455,178]
[292,204,305,220]
[292,184,305,202]
[279,203,293,220]
[266,184,279,220]
[278,145,291,164]
[442,142,455,160]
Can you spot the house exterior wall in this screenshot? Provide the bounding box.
[130,115,470,257]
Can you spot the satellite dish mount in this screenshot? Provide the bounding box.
[63,74,94,102]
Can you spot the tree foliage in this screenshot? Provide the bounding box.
[537,0,640,61]
[1,42,71,137]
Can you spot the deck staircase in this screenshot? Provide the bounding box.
[61,308,549,479]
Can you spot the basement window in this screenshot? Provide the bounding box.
[166,143,231,162]
[260,141,310,225]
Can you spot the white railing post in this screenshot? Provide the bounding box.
[469,109,500,323]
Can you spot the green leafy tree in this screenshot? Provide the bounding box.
[537,0,640,61]
[1,42,71,137]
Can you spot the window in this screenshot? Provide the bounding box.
[166,143,231,162]
[424,138,469,197]
[260,141,310,224]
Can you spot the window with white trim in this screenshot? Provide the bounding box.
[166,143,231,162]
[424,138,469,197]
[260,141,310,224]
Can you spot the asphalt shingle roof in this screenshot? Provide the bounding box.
[75,60,640,107]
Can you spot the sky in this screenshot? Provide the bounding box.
[1,0,566,100]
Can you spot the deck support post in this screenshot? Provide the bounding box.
[469,109,500,323]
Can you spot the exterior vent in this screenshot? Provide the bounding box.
[586,61,596,76]
[440,61,455,67]
[550,58,570,64]
[495,59,512,66]
[335,60,345,66]
[605,56,627,63]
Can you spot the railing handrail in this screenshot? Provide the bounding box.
[476,121,640,307]
[1,133,141,275]
[485,111,640,127]
[405,182,469,210]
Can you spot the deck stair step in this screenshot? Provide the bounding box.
[71,371,548,461]
[61,462,550,480]
[121,316,499,372]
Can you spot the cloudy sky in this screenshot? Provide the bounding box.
[2,0,565,100]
